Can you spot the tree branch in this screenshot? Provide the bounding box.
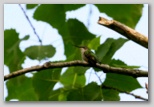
[102,85,148,101]
[98,17,148,49]
[4,60,148,81]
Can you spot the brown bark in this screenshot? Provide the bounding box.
[4,60,148,81]
[98,17,148,49]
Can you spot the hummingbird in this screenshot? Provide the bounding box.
[74,45,101,65]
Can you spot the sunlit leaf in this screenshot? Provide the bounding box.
[24,45,56,60]
[60,67,86,89]
[88,36,101,50]
[49,88,68,101]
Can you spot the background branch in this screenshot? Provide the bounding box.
[98,17,148,49]
[19,4,42,44]
[4,60,148,81]
[102,85,148,101]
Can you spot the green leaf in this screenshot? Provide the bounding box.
[63,4,85,11]
[33,4,95,59]
[60,67,86,89]
[95,4,143,28]
[110,59,140,69]
[49,89,60,101]
[21,35,30,40]
[32,68,61,100]
[66,19,95,45]
[34,4,85,27]
[4,29,37,101]
[6,77,38,101]
[26,4,38,9]
[58,90,68,101]
[67,89,84,101]
[83,82,103,101]
[88,36,101,50]
[34,4,66,29]
[67,82,103,101]
[4,29,26,72]
[102,89,120,101]
[96,38,128,64]
[24,45,56,60]
[73,67,88,75]
[49,88,67,101]
[103,73,142,92]
[64,19,96,59]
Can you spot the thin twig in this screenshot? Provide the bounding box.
[4,60,148,81]
[125,91,148,101]
[98,17,148,49]
[102,85,148,101]
[18,4,42,44]
[94,72,103,84]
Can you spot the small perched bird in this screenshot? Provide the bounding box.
[74,45,100,65]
